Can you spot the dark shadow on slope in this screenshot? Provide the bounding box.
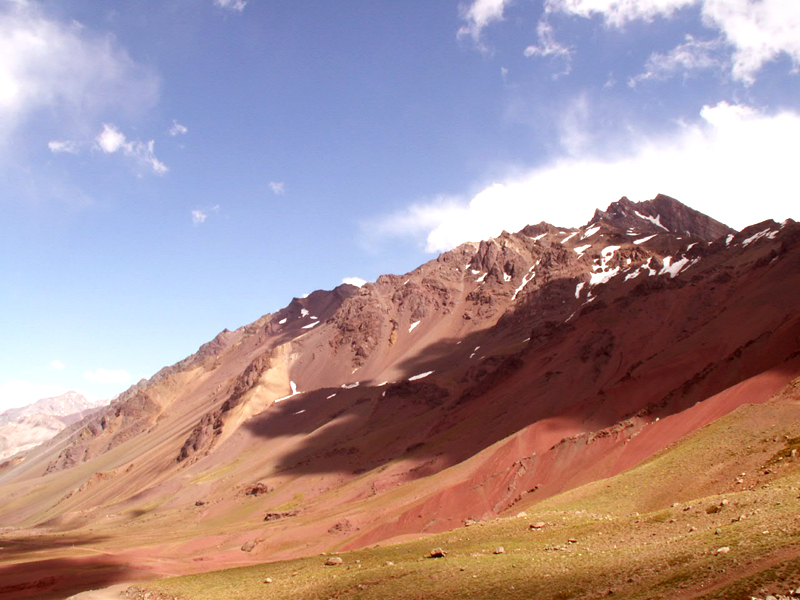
[240,245,800,490]
[0,555,139,600]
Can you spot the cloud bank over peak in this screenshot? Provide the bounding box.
[374,102,799,253]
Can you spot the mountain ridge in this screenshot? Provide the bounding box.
[1,195,798,600]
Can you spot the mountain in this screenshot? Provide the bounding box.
[0,391,104,461]
[0,194,798,600]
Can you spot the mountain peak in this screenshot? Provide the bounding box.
[590,194,736,242]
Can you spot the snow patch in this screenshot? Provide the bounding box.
[659,256,690,278]
[409,320,420,333]
[726,234,735,246]
[341,382,360,389]
[561,232,578,244]
[301,321,319,329]
[274,381,299,403]
[575,282,585,298]
[278,318,287,325]
[531,233,547,241]
[634,210,669,231]
[503,272,511,282]
[512,262,537,301]
[582,225,601,239]
[294,410,306,415]
[633,234,657,245]
[476,272,487,283]
[686,242,698,251]
[589,246,621,286]
[573,244,591,256]
[326,393,337,399]
[469,346,480,359]
[742,228,778,247]
[300,308,309,317]
[408,371,434,381]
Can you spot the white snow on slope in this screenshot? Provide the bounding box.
[503,272,511,282]
[574,244,591,256]
[274,381,299,403]
[341,382,360,389]
[742,228,778,247]
[512,262,537,301]
[531,233,547,241]
[561,232,578,243]
[409,320,420,332]
[278,318,287,325]
[726,234,735,246]
[659,256,690,278]
[301,321,319,329]
[634,211,669,231]
[582,225,601,239]
[575,282,585,298]
[409,371,434,381]
[589,246,621,286]
[476,272,487,283]
[301,308,309,317]
[634,234,657,245]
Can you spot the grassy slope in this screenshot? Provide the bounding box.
[142,386,800,600]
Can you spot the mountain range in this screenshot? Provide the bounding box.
[1,194,799,600]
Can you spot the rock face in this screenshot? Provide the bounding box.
[0,195,799,592]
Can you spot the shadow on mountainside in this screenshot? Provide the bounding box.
[0,532,142,600]
[239,250,800,487]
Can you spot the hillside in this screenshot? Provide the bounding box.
[0,194,798,600]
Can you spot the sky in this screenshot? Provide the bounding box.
[1,0,798,410]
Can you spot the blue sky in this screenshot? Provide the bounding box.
[1,0,798,409]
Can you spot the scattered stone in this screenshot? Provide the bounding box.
[264,510,300,522]
[245,482,274,496]
[325,556,344,566]
[715,547,731,555]
[384,561,394,566]
[194,500,206,506]
[464,518,477,527]
[429,548,447,558]
[689,526,697,532]
[715,529,721,535]
[516,511,528,518]
[530,522,547,530]
[493,546,505,554]
[241,540,257,552]
[263,578,273,584]
[328,519,354,534]
[568,538,578,544]
[721,499,730,506]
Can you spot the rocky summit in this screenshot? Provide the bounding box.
[1,195,799,600]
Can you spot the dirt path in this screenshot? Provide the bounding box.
[65,583,131,600]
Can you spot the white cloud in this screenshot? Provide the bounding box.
[342,277,367,287]
[96,123,126,153]
[544,0,696,27]
[375,102,799,252]
[703,0,800,84]
[215,0,247,12]
[0,380,67,411]
[458,0,511,47]
[169,120,188,136]
[47,140,78,154]
[545,0,800,83]
[523,20,573,75]
[50,359,66,370]
[84,368,130,385]
[192,209,208,225]
[269,181,286,195]
[0,2,158,142]
[93,123,167,174]
[630,35,725,85]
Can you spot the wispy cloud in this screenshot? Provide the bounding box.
[215,0,247,12]
[0,1,158,145]
[523,20,573,76]
[50,360,66,370]
[269,181,286,195]
[169,120,188,136]
[372,102,800,252]
[94,124,168,174]
[457,0,511,49]
[47,140,78,154]
[630,35,725,86]
[191,204,220,225]
[84,368,130,384]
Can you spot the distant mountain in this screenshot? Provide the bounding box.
[1,195,798,599]
[0,391,105,460]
